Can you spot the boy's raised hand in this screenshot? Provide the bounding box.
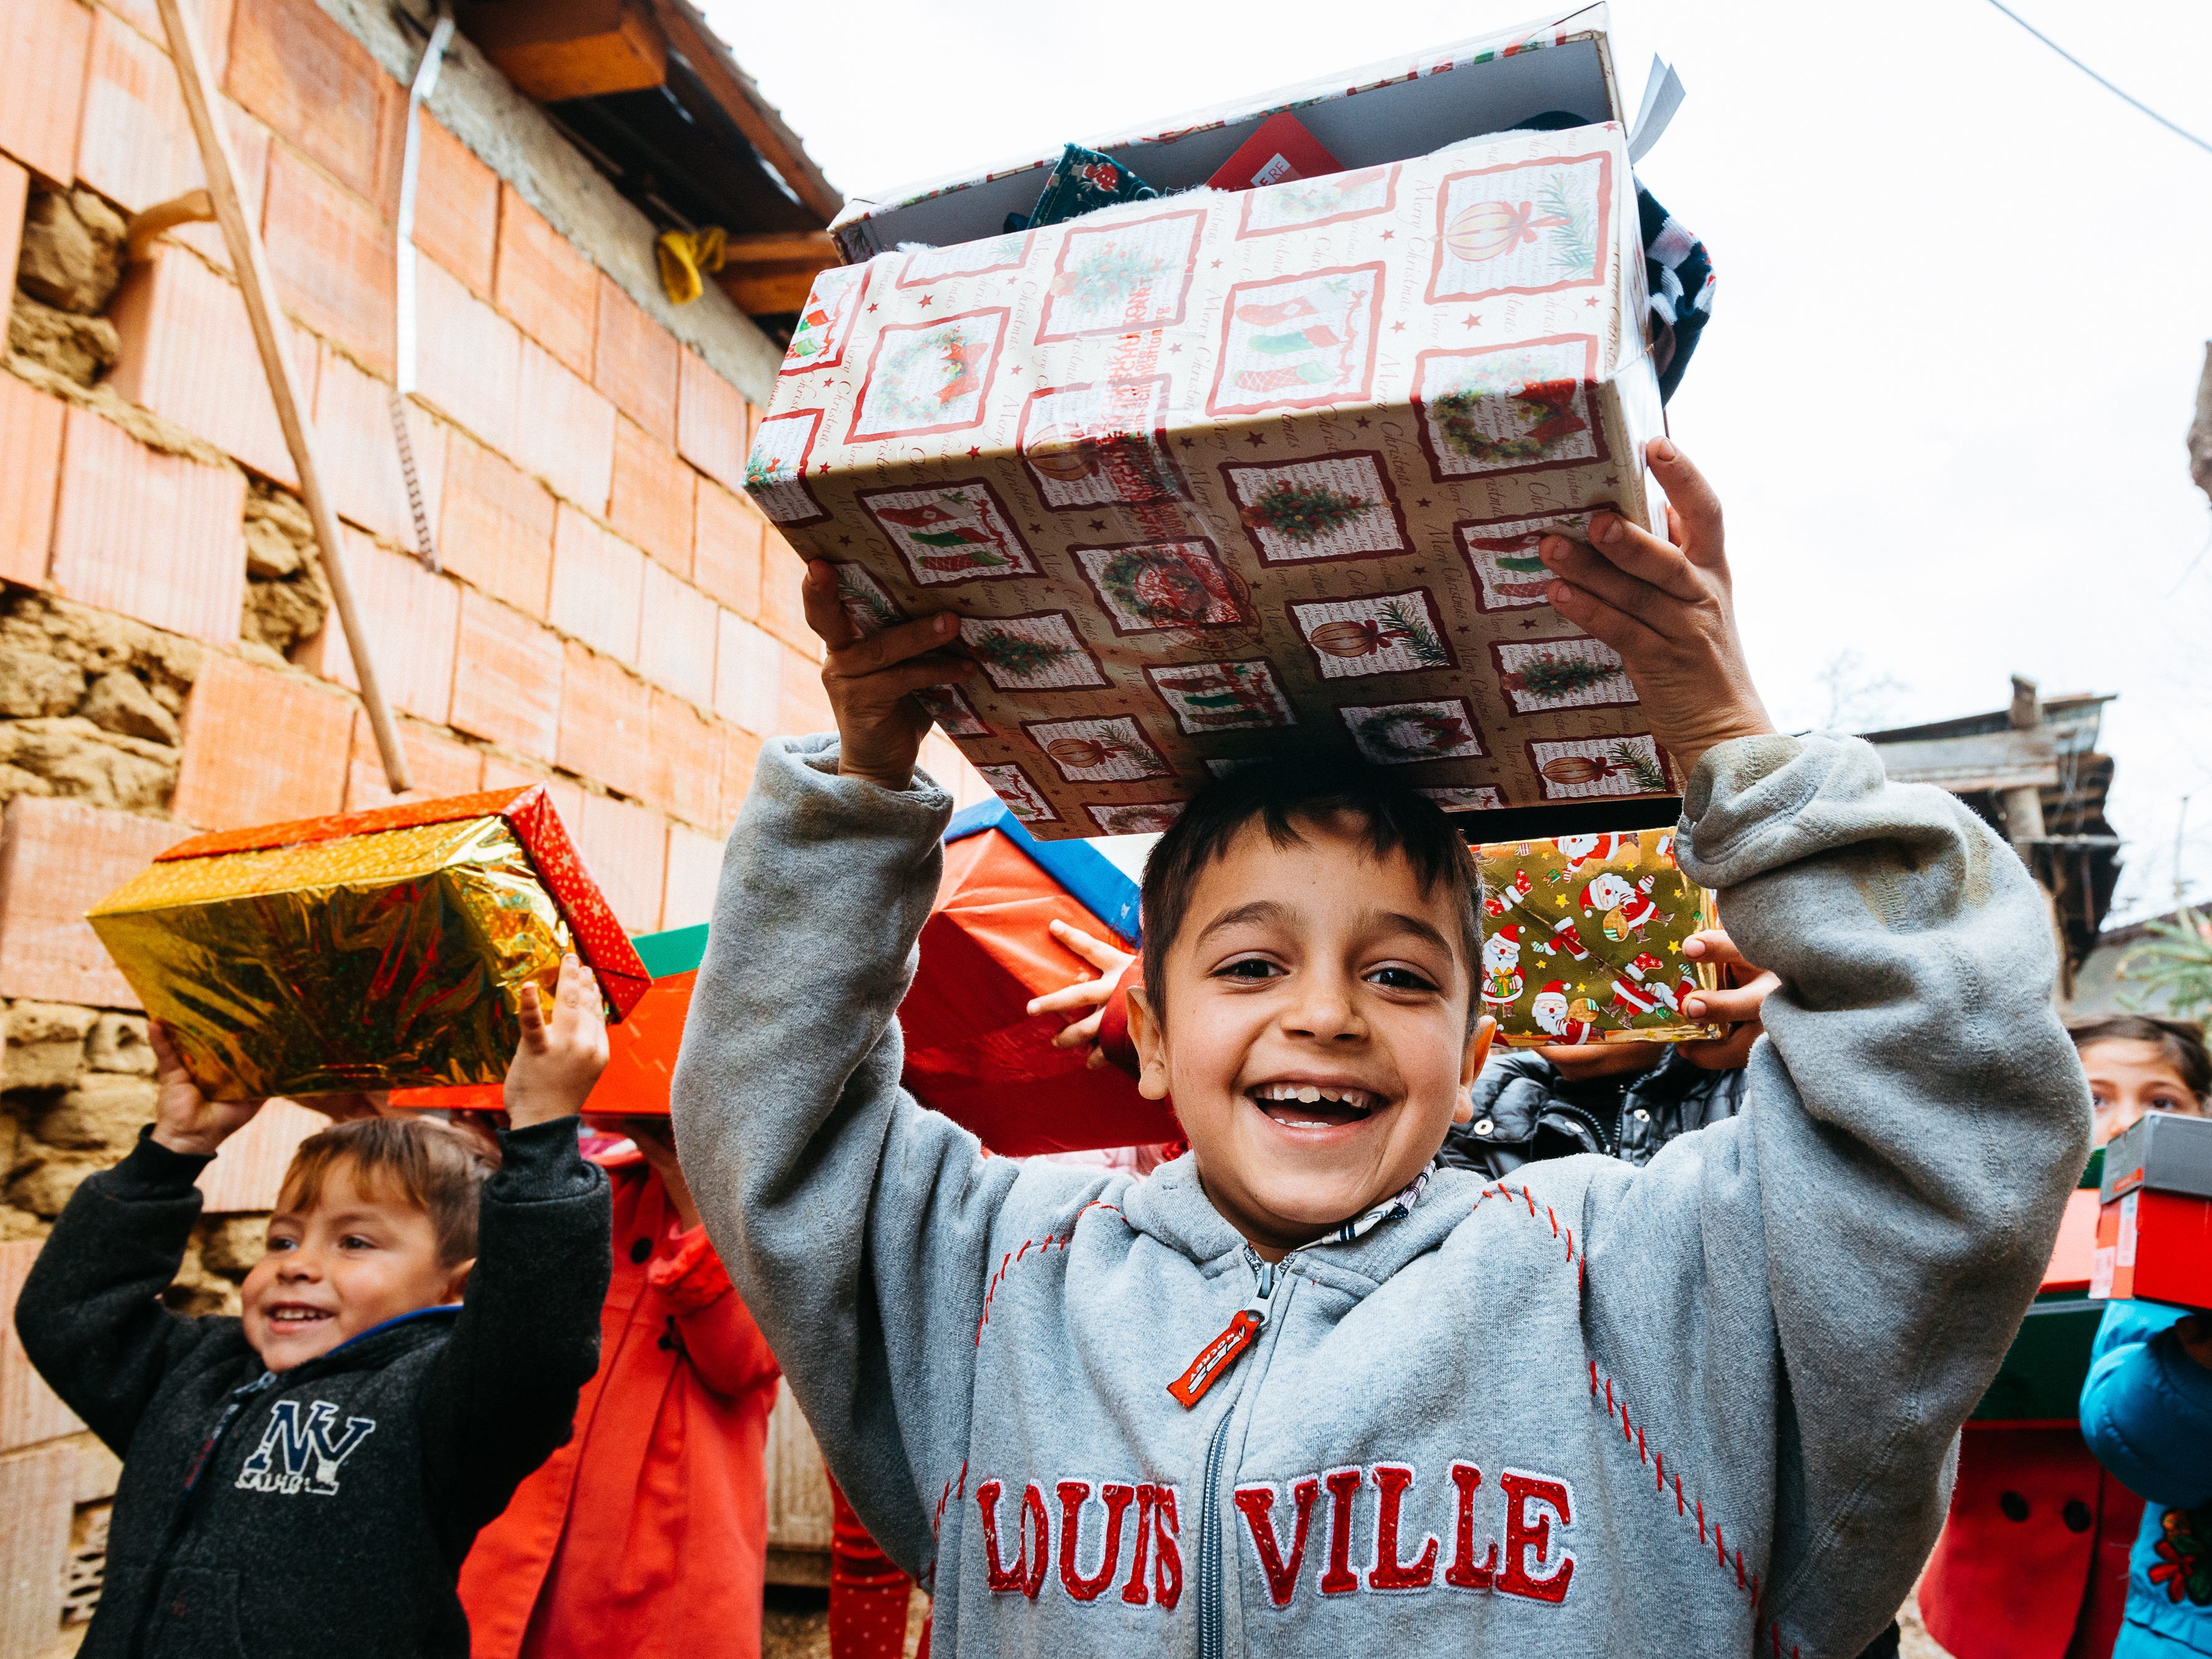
[505,954,610,1128]
[147,1022,264,1156]
[1026,918,1138,1067]
[1540,439,1775,775]
[800,559,976,792]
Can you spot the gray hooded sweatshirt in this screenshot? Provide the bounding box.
[672,731,2089,1658]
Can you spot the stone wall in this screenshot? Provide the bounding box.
[0,0,989,1648]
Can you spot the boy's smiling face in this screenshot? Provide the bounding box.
[240,1164,472,1371]
[1131,809,1492,1257]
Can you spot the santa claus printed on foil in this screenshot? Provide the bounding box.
[1481,925,1525,1010]
[1530,981,1601,1045]
[1582,870,1660,941]
[1556,830,1632,871]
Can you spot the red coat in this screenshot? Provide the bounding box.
[1919,1426,2144,1659]
[459,1153,782,1659]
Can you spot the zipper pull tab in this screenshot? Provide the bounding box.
[1168,1258,1281,1410]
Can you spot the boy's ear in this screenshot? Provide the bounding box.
[442,1258,475,1305]
[1125,987,1172,1102]
[1453,1016,1497,1123]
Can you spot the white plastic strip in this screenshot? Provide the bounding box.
[391,4,454,570]
[1628,55,1684,163]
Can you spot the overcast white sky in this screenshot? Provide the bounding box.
[710,0,2212,923]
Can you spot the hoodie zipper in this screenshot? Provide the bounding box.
[1197,1254,1284,1659]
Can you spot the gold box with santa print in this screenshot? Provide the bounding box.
[744,11,1676,838]
[1474,827,1722,1047]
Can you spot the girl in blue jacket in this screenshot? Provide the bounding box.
[2081,1297,2212,1653]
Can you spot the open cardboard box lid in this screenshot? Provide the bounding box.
[831,4,1627,262]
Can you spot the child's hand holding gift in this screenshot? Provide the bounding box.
[505,954,610,1128]
[146,1023,264,1157]
[801,559,976,792]
[1540,439,1776,774]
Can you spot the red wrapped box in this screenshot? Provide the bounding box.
[2091,1111,2212,1310]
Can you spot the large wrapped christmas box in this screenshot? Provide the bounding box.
[902,798,1175,1153]
[747,12,1674,839]
[87,787,651,1100]
[1473,826,1719,1046]
[2092,1111,2212,1310]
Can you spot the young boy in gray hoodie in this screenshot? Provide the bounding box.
[671,441,2090,1657]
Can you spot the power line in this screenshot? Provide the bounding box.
[1980,0,2212,157]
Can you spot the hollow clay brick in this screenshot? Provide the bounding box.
[224,0,394,206]
[414,255,519,454]
[592,275,679,445]
[262,142,396,380]
[0,158,25,312]
[758,533,813,654]
[0,0,91,185]
[513,340,615,514]
[575,790,666,934]
[101,0,235,77]
[298,529,460,725]
[555,641,652,802]
[0,796,189,1007]
[675,349,747,495]
[719,722,760,831]
[438,431,554,617]
[659,820,723,930]
[547,506,642,665]
[75,11,255,217]
[49,408,246,646]
[341,711,482,812]
[494,185,598,381]
[0,374,65,589]
[647,687,718,828]
[711,609,778,737]
[608,418,695,575]
[313,345,447,550]
[106,244,296,487]
[448,589,562,761]
[778,642,834,739]
[414,116,498,299]
[637,559,715,710]
[691,476,764,618]
[171,653,353,830]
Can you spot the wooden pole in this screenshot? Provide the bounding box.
[150,0,412,793]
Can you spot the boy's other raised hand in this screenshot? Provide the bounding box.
[1678,928,1781,1071]
[147,1022,264,1157]
[1540,439,1776,775]
[505,954,610,1128]
[802,559,977,792]
[1026,918,1138,1068]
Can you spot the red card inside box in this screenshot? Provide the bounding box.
[1205,112,1343,192]
[160,786,653,1021]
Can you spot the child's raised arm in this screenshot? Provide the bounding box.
[1535,444,2090,1655]
[671,568,1081,1578]
[14,1026,265,1452]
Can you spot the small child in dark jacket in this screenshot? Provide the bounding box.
[14,954,615,1659]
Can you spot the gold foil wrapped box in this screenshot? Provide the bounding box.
[1475,827,1721,1048]
[87,787,651,1100]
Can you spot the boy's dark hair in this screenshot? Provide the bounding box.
[278,1117,498,1267]
[2065,1012,2211,1102]
[1140,757,1484,1030]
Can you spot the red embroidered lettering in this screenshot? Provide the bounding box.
[1368,1464,1438,1591]
[1120,1484,1156,1606]
[1445,1463,1498,1591]
[977,1481,1047,1596]
[1056,1481,1135,1602]
[1319,1467,1363,1596]
[1233,1478,1318,1608]
[1497,1470,1575,1604]
[1153,1484,1183,1610]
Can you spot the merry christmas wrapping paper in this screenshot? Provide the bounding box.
[1474,828,1721,1047]
[750,122,1668,838]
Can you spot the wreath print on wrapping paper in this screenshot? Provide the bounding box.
[1410,337,1607,483]
[1341,699,1486,766]
[1073,540,1250,636]
[846,308,1010,442]
[2149,1502,2212,1607]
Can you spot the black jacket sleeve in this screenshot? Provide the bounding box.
[415,1118,611,1552]
[13,1129,227,1456]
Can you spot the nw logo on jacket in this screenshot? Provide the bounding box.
[235,1401,377,1496]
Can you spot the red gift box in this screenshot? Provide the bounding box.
[2091,1111,2212,1311]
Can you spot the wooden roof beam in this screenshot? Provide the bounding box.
[463,0,670,103]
